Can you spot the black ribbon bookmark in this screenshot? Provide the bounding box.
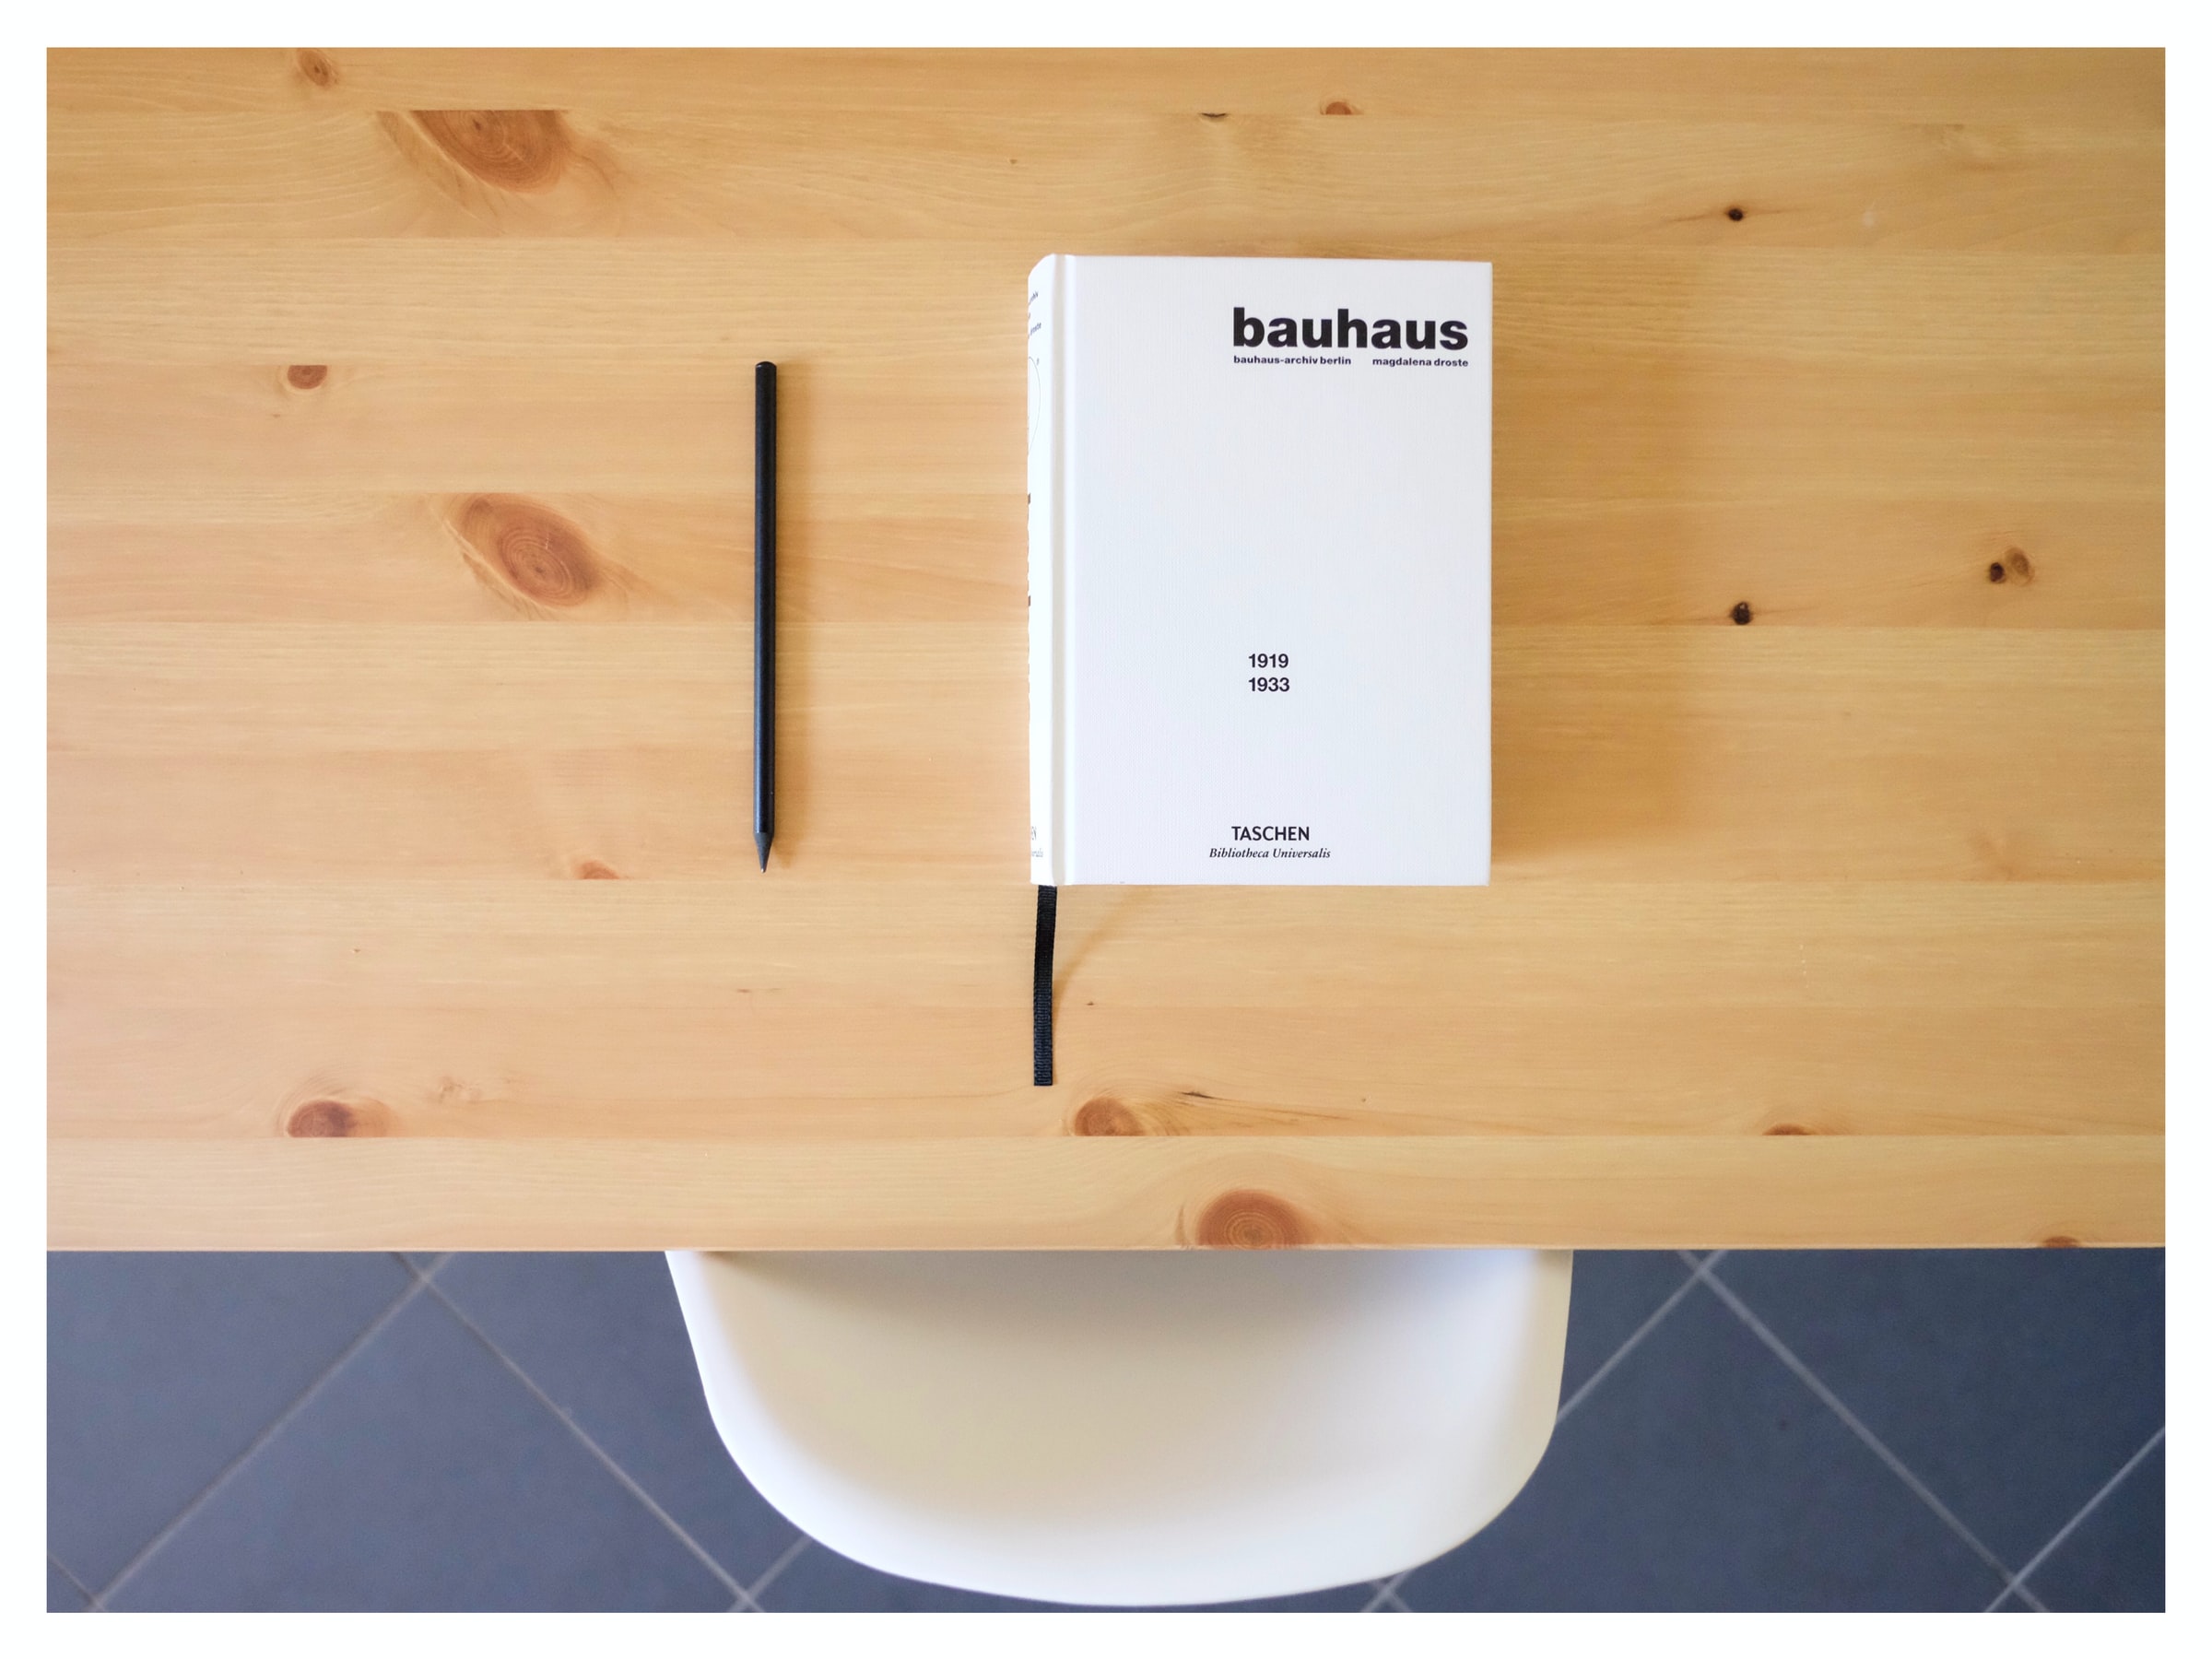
[1031,885,1058,1087]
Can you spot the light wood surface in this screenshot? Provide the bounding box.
[48,49,2164,1248]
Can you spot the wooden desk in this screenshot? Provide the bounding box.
[49,49,2163,1249]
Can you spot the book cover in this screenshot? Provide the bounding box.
[1029,254,1491,886]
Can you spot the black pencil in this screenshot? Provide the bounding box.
[753,361,777,871]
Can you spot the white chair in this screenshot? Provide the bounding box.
[666,1248,1572,1607]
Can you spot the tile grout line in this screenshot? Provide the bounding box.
[1689,1255,2029,1605]
[1982,1424,2165,1612]
[1364,1253,1712,1611]
[1556,1254,1716,1427]
[407,1268,759,1611]
[96,1273,429,1607]
[50,1550,105,1613]
[744,1534,813,1610]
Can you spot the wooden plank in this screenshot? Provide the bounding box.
[46,486,2165,631]
[44,109,2162,252]
[46,49,2166,127]
[50,1003,2161,1143]
[45,1136,2164,1250]
[49,628,2162,882]
[49,245,2162,366]
[46,877,2163,1013]
[45,352,2161,500]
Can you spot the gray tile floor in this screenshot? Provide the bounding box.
[47,1248,2163,1612]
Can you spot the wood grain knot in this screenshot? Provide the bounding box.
[285,363,327,390]
[1199,111,1229,120]
[1764,1123,1814,1135]
[573,859,621,879]
[1194,1189,1311,1249]
[295,49,338,88]
[2041,1234,2082,1249]
[2005,547,2034,582]
[453,496,602,608]
[1730,601,1754,625]
[411,110,571,193]
[1726,206,1746,221]
[1322,100,1359,115]
[286,1098,388,1138]
[1071,1097,1145,1136]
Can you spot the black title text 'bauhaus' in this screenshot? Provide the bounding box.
[1234,307,1468,351]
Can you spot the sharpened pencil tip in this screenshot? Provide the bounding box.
[756,832,771,871]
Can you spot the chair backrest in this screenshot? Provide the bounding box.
[668,1248,1572,1607]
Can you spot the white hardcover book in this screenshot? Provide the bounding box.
[1028,254,1491,887]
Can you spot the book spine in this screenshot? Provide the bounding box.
[1026,256,1065,885]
